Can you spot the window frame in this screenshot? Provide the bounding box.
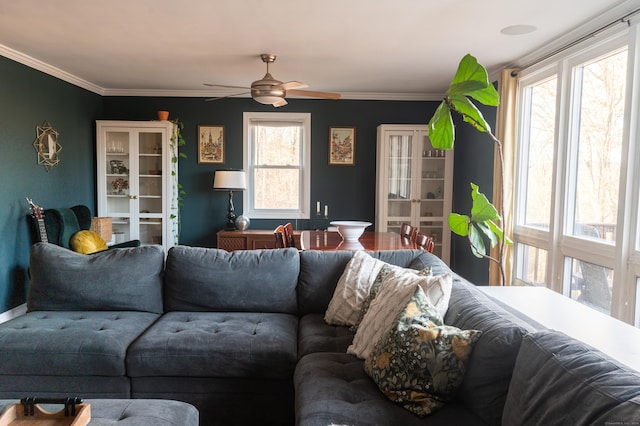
[242,112,311,219]
[512,24,640,326]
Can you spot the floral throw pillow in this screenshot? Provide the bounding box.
[364,286,482,417]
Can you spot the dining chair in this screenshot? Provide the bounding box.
[283,223,295,248]
[400,223,417,242]
[415,232,435,253]
[274,225,288,248]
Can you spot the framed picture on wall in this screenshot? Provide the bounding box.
[329,126,355,166]
[198,125,225,164]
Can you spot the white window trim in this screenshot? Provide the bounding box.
[513,22,640,325]
[242,112,311,219]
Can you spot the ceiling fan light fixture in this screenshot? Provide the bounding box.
[251,86,286,105]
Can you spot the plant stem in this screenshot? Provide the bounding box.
[447,96,507,285]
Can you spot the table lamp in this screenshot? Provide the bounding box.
[214,170,246,230]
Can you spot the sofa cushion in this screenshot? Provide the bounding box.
[294,352,486,426]
[127,311,298,379]
[364,286,481,417]
[297,250,440,316]
[164,246,299,313]
[443,276,536,425]
[0,311,159,376]
[348,272,452,359]
[27,243,164,314]
[324,251,389,326]
[503,330,640,425]
[298,314,354,359]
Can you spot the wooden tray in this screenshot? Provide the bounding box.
[0,403,90,426]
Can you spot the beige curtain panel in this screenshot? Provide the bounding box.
[489,68,518,286]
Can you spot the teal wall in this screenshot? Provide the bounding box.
[0,56,496,312]
[0,56,102,312]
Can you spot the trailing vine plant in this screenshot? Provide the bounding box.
[427,54,512,285]
[169,118,187,245]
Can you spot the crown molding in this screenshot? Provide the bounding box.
[0,44,105,95]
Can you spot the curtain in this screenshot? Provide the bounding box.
[489,69,518,286]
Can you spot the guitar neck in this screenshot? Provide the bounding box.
[36,218,48,243]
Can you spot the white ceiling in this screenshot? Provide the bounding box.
[0,0,637,100]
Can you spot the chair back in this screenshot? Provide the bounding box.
[400,223,417,242]
[415,232,435,253]
[283,223,295,247]
[274,225,287,248]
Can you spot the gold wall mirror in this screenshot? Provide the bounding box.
[34,120,61,171]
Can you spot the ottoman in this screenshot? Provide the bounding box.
[0,399,198,425]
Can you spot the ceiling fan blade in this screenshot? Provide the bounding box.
[205,92,251,101]
[204,83,251,90]
[287,89,341,100]
[279,81,309,91]
[272,98,288,107]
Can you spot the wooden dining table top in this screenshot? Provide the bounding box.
[299,230,418,251]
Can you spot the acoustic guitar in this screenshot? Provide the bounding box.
[27,197,48,243]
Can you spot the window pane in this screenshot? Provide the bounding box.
[566,257,613,315]
[521,77,557,229]
[388,135,412,199]
[253,168,299,209]
[515,243,548,286]
[254,125,301,166]
[570,49,627,243]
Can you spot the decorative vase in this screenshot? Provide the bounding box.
[157,110,169,121]
[235,215,250,231]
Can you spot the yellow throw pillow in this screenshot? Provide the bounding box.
[70,230,109,254]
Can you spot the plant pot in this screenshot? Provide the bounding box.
[157,110,169,121]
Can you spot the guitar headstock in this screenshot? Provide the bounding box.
[26,197,44,220]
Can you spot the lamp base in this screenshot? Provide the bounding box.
[223,222,236,231]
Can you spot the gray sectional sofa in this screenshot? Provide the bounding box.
[0,243,639,425]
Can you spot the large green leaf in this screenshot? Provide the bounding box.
[469,224,487,258]
[470,183,499,222]
[448,213,470,237]
[450,54,499,106]
[447,80,487,97]
[428,101,455,149]
[476,221,499,248]
[449,95,492,133]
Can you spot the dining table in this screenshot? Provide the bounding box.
[299,230,418,251]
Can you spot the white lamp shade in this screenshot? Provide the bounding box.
[214,170,246,190]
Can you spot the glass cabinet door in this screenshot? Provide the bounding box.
[385,133,414,234]
[104,130,133,243]
[418,133,446,258]
[138,131,164,246]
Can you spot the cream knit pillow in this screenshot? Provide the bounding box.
[324,251,388,326]
[347,271,452,359]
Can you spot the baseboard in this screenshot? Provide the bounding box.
[0,303,27,324]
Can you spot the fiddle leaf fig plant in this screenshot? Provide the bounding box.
[427,54,512,285]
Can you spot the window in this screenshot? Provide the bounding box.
[243,112,311,219]
[513,25,638,326]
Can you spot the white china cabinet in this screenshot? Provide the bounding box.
[375,124,453,263]
[96,120,179,252]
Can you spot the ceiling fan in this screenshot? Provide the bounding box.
[204,54,341,107]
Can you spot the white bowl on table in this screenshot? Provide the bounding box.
[330,221,372,242]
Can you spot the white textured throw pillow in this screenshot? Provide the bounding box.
[324,251,388,326]
[347,271,452,359]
